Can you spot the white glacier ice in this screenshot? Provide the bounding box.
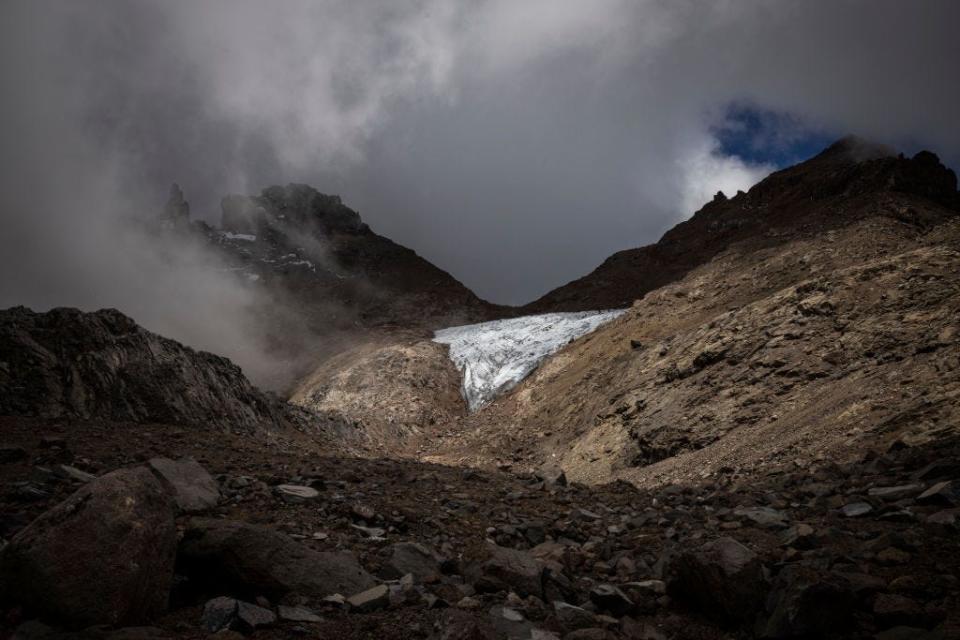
[433,309,626,411]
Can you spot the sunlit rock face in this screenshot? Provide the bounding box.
[433,310,626,411]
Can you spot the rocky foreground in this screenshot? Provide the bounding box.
[0,416,958,639]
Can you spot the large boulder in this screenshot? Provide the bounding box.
[178,518,375,598]
[0,467,177,627]
[759,566,855,638]
[147,457,220,513]
[468,543,544,598]
[665,536,766,625]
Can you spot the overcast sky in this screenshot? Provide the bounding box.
[2,0,959,308]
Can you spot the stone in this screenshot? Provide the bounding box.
[489,606,533,638]
[470,543,544,598]
[178,518,375,598]
[665,536,765,624]
[278,605,323,623]
[201,597,238,632]
[235,601,276,631]
[927,509,958,526]
[275,484,319,501]
[148,457,221,513]
[536,465,568,487]
[916,480,960,506]
[589,584,634,617]
[347,584,390,612]
[383,541,442,580]
[553,601,596,630]
[0,467,177,628]
[867,484,923,500]
[759,566,855,638]
[55,464,96,483]
[779,523,818,549]
[734,506,789,529]
[839,502,873,517]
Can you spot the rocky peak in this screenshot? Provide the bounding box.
[162,183,191,227]
[221,183,368,238]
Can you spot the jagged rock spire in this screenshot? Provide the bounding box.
[164,182,190,224]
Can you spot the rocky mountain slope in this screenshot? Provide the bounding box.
[192,183,503,331]
[2,137,959,640]
[0,306,314,433]
[521,137,959,313]
[419,139,960,489]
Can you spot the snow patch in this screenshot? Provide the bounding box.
[434,310,626,411]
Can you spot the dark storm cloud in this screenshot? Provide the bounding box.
[1,1,958,325]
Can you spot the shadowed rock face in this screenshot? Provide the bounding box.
[0,467,178,628]
[0,306,287,430]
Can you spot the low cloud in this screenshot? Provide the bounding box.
[1,1,957,326]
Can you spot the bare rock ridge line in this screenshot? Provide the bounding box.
[173,181,505,331]
[0,306,293,431]
[522,135,960,313]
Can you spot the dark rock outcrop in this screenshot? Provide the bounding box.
[0,467,177,628]
[0,306,287,431]
[665,536,766,625]
[178,518,376,598]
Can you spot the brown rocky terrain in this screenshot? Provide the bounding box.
[1,137,959,639]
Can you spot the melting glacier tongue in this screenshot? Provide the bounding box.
[433,310,626,411]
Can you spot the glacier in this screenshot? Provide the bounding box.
[433,309,626,411]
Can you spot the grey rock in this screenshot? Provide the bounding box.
[235,601,276,631]
[278,605,322,623]
[201,596,238,632]
[470,543,544,598]
[148,457,220,513]
[0,467,177,628]
[839,502,873,517]
[779,523,818,549]
[383,541,442,580]
[55,464,96,483]
[275,484,319,501]
[917,480,960,506]
[553,601,596,630]
[179,518,375,598]
[347,584,390,613]
[867,484,923,500]
[734,506,789,529]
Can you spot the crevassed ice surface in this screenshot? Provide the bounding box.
[433,310,626,411]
